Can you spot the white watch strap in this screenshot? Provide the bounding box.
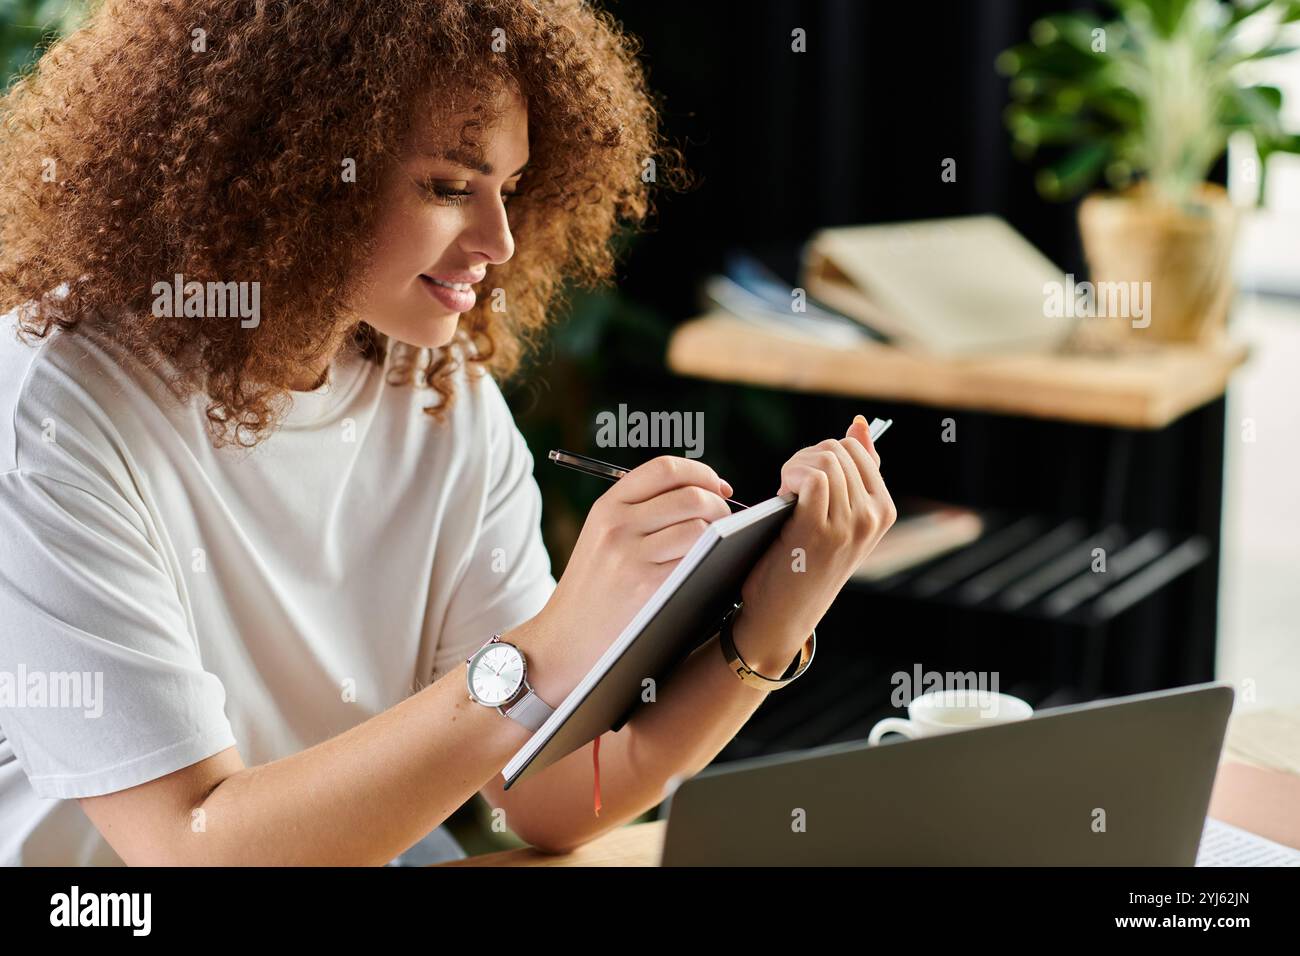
[504,689,553,732]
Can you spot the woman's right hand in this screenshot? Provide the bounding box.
[519,455,734,699]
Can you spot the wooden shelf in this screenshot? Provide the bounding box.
[667,312,1250,429]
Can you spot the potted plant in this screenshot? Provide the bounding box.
[998,0,1300,344]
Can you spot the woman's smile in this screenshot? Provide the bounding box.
[418,272,478,313]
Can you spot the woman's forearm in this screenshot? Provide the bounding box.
[175,663,535,865]
[496,610,798,853]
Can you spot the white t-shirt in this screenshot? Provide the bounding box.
[0,311,557,865]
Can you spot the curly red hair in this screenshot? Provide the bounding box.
[0,0,682,446]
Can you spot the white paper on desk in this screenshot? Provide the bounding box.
[1196,818,1300,866]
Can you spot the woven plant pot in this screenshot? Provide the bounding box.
[1076,183,1239,345]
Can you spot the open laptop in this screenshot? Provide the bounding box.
[657,683,1234,865]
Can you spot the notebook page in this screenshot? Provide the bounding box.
[1196,817,1300,867]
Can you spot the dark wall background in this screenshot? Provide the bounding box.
[608,0,1099,313]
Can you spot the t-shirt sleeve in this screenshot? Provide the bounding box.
[432,374,557,679]
[0,468,236,800]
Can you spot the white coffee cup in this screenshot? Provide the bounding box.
[867,689,1033,745]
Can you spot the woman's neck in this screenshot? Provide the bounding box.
[289,328,358,391]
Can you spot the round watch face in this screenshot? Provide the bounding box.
[469,643,525,705]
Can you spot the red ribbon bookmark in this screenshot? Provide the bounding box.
[592,733,602,817]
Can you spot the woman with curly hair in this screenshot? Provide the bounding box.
[0,0,894,865]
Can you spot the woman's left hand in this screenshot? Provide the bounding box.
[732,414,897,676]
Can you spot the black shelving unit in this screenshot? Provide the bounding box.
[856,512,1211,629]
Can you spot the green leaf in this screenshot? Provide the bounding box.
[1238,44,1300,61]
[1037,140,1111,199]
[1225,0,1276,28]
[1265,132,1300,154]
[1113,0,1197,38]
[1222,84,1286,133]
[1030,13,1110,56]
[1006,106,1105,146]
[999,38,1108,80]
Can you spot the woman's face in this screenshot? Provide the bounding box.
[353,88,529,352]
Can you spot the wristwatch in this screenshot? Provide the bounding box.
[466,634,555,731]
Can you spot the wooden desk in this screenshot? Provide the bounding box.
[1208,704,1300,851]
[435,705,1300,866]
[438,819,665,867]
[667,312,1248,429]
